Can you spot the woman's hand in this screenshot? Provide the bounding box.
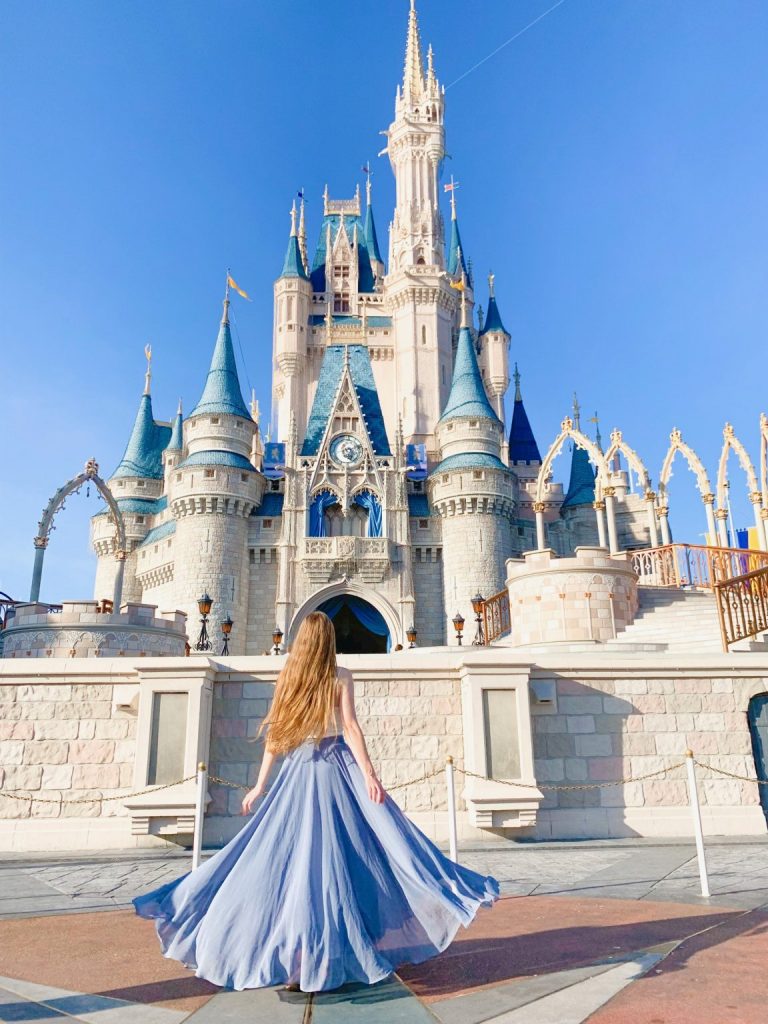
[366,773,386,805]
[241,784,264,815]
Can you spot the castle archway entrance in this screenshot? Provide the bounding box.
[288,583,399,654]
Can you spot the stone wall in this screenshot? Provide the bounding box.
[412,547,446,647]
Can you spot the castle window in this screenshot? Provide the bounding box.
[176,474,181,482]
[270,480,280,492]
[211,417,220,425]
[204,469,215,479]
[235,420,242,428]
[137,480,146,488]
[418,519,428,529]
[447,423,454,431]
[421,326,427,345]
[436,547,442,561]
[259,549,267,563]
[441,364,446,385]
[249,548,255,564]
[518,527,525,536]
[240,473,248,482]
[136,516,145,525]
[425,547,432,559]
[414,548,422,562]
[263,519,273,529]
[470,420,479,428]
[333,293,350,313]
[442,475,448,483]
[117,481,124,487]
[473,471,483,480]
[413,481,423,492]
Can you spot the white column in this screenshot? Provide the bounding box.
[715,510,729,548]
[703,496,717,547]
[645,491,659,547]
[593,501,607,549]
[751,495,767,551]
[534,503,546,550]
[658,506,672,546]
[604,488,619,555]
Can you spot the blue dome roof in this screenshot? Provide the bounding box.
[178,450,256,470]
[190,303,250,420]
[561,445,596,508]
[166,409,184,451]
[431,452,508,475]
[439,327,500,424]
[479,294,507,336]
[281,233,308,279]
[112,394,172,480]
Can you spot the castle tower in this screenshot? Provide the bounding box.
[273,202,312,441]
[384,1,460,445]
[477,272,511,424]
[170,291,265,653]
[163,400,184,483]
[428,296,514,635]
[92,352,170,604]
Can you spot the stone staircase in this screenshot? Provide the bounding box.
[609,587,725,653]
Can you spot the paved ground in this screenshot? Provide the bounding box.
[0,838,766,1022]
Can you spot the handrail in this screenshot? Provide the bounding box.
[481,589,511,645]
[713,564,768,650]
[631,543,768,591]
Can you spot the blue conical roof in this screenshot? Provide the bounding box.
[282,233,308,279]
[439,326,500,423]
[113,394,171,479]
[509,390,541,464]
[190,301,250,419]
[447,216,468,277]
[561,444,596,508]
[167,408,184,451]
[480,294,508,335]
[364,202,383,265]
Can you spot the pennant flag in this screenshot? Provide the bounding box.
[227,274,251,301]
[263,442,286,480]
[449,279,465,292]
[297,188,305,200]
[406,443,427,481]
[444,180,460,192]
[361,163,371,175]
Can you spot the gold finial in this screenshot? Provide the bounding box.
[446,175,459,220]
[488,271,495,297]
[143,344,152,395]
[459,282,470,328]
[572,392,581,431]
[176,397,183,416]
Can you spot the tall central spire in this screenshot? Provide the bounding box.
[403,0,425,101]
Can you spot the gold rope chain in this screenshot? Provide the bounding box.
[2,759,767,807]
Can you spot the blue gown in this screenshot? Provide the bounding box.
[133,736,499,992]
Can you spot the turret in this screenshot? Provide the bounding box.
[477,272,510,422]
[170,290,265,653]
[508,365,541,477]
[163,400,184,481]
[561,394,596,510]
[428,294,514,637]
[364,175,384,283]
[446,188,468,279]
[273,201,312,441]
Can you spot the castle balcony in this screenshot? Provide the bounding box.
[298,536,393,584]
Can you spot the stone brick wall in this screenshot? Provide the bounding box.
[531,668,766,838]
[412,550,445,647]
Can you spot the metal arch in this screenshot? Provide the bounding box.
[600,428,651,499]
[716,423,759,510]
[535,416,610,505]
[35,458,126,554]
[658,428,713,506]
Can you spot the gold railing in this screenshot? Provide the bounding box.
[482,589,511,645]
[714,565,768,650]
[631,543,768,591]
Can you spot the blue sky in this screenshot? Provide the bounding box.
[1,0,767,602]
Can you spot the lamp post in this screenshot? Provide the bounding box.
[452,612,465,646]
[220,615,233,656]
[195,593,213,652]
[406,625,417,649]
[471,593,485,646]
[272,627,284,655]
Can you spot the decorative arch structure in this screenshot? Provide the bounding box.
[602,429,660,547]
[716,423,766,550]
[287,581,402,650]
[657,429,716,546]
[30,459,127,605]
[534,417,614,551]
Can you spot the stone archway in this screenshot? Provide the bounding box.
[288,582,401,652]
[716,424,766,550]
[602,429,659,547]
[31,458,127,605]
[658,429,716,547]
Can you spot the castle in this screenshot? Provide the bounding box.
[89,1,650,656]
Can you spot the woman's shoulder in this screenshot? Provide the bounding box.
[336,666,354,686]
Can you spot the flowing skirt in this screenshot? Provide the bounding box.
[133,737,498,992]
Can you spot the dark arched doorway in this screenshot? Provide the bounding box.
[748,695,768,822]
[318,596,389,654]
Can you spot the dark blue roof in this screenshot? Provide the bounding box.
[93,495,168,519]
[112,394,172,480]
[190,307,250,420]
[300,345,391,457]
[561,445,596,508]
[253,493,284,517]
[439,327,500,424]
[139,520,176,546]
[364,203,383,265]
[408,493,431,517]
[509,397,541,463]
[447,216,468,277]
[178,450,256,470]
[310,215,376,293]
[166,410,184,451]
[308,314,392,328]
[282,233,309,279]
[431,452,509,474]
[479,294,507,336]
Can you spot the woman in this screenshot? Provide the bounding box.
[133,611,498,992]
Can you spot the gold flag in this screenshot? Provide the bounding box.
[227,274,250,300]
[449,279,465,292]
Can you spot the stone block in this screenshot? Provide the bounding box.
[603,696,634,714]
[16,685,72,702]
[642,714,678,733]
[566,716,595,734]
[389,680,421,698]
[31,791,63,818]
[419,680,455,697]
[588,756,623,781]
[594,714,623,734]
[717,731,752,755]
[675,679,712,694]
[534,716,568,734]
[238,699,269,718]
[632,694,666,714]
[221,683,243,699]
[72,764,121,790]
[701,779,742,806]
[535,758,565,781]
[557,788,601,809]
[214,717,248,738]
[653,733,686,756]
[558,696,603,715]
[33,720,79,740]
[0,722,34,741]
[23,740,70,765]
[642,780,687,806]
[564,758,588,781]
[711,678,734,693]
[112,740,135,763]
[60,791,102,817]
[665,694,702,714]
[575,734,613,757]
[41,764,74,790]
[71,685,112,701]
[94,719,131,739]
[410,735,439,760]
[4,765,43,790]
[601,781,644,807]
[695,713,725,732]
[68,740,116,764]
[58,701,112,720]
[613,679,648,695]
[546,734,576,757]
[622,734,658,755]
[17,702,55,721]
[78,721,97,739]
[702,693,736,712]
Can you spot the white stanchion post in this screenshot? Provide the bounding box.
[192,761,207,870]
[685,750,710,898]
[445,756,458,862]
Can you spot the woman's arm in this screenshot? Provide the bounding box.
[241,748,276,814]
[339,669,385,804]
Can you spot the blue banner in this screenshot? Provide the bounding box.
[406,443,427,480]
[263,442,286,479]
